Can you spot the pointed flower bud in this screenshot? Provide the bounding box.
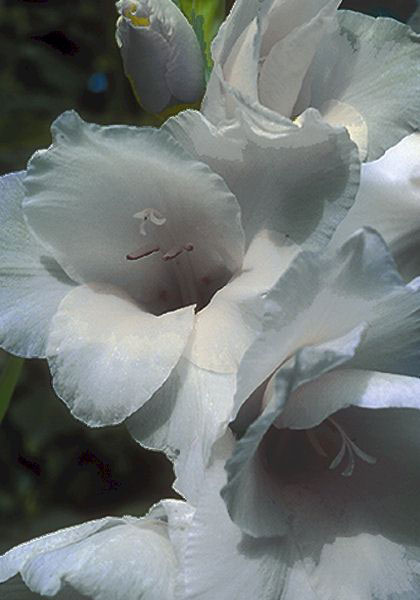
[116,0,205,113]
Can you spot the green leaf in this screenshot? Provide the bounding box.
[0,355,24,423]
[178,0,226,76]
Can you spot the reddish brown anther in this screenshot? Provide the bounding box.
[126,246,160,261]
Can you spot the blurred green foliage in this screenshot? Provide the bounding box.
[0,356,24,423]
[0,355,176,545]
[177,0,226,74]
[0,0,142,174]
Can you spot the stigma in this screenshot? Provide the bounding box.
[134,208,166,236]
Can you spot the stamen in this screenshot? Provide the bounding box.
[126,246,160,261]
[128,206,199,308]
[306,429,328,458]
[327,417,376,477]
[134,208,166,236]
[162,244,194,262]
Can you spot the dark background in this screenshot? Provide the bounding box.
[0,0,418,546]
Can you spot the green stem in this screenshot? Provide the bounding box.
[0,355,24,423]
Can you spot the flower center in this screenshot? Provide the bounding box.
[260,416,377,483]
[127,208,195,263]
[306,417,377,477]
[126,208,228,313]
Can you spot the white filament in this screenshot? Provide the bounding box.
[328,417,377,477]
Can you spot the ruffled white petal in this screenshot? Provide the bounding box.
[0,172,74,358]
[0,507,188,600]
[1,577,84,599]
[259,0,340,55]
[235,228,420,410]
[281,368,420,430]
[302,11,420,160]
[165,107,360,251]
[127,357,235,504]
[210,0,258,66]
[46,283,195,426]
[23,111,244,309]
[116,0,204,113]
[202,0,261,121]
[331,133,420,280]
[204,0,340,125]
[0,518,122,584]
[259,1,338,118]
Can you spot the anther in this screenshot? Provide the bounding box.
[126,246,160,261]
[162,244,194,262]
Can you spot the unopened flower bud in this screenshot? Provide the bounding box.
[116,0,205,113]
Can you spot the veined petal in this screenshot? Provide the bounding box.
[23,111,244,309]
[127,357,235,504]
[301,11,420,160]
[46,283,195,427]
[0,172,74,358]
[116,0,204,113]
[235,228,420,410]
[331,133,420,280]
[165,108,360,251]
[0,504,192,600]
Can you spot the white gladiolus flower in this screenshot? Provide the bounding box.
[0,107,359,501]
[177,229,420,600]
[115,0,205,113]
[204,0,420,160]
[0,500,194,600]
